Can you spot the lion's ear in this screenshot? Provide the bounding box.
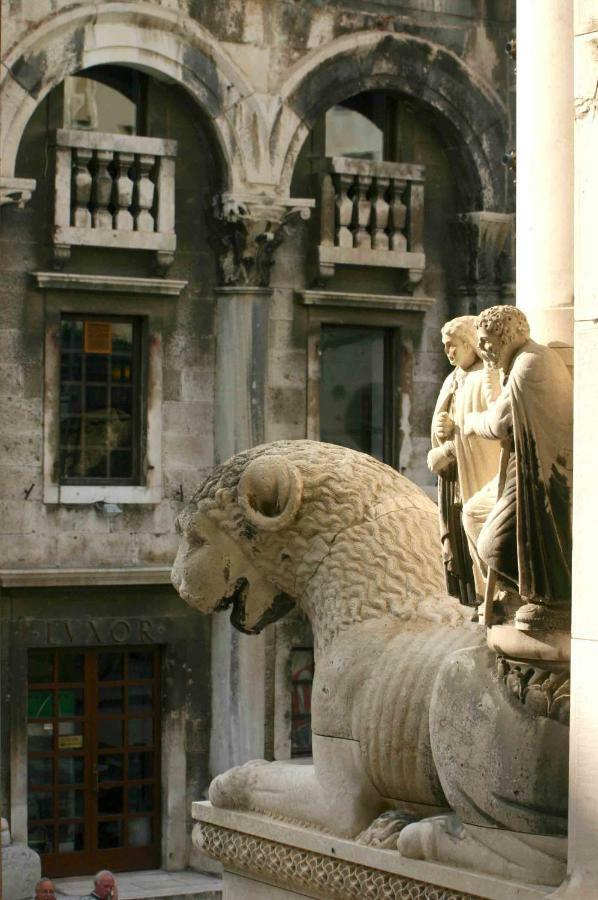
[237,456,303,532]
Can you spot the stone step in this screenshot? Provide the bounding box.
[52,869,222,900]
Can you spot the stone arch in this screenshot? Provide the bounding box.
[275,31,509,211]
[0,3,261,189]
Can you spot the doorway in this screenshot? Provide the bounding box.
[27,647,161,876]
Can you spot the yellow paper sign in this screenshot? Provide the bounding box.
[58,735,83,750]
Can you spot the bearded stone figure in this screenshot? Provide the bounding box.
[464,305,573,635]
[428,316,501,605]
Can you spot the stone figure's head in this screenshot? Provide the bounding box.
[171,441,449,636]
[475,305,530,370]
[440,316,480,370]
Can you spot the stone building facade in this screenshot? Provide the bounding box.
[0,0,514,878]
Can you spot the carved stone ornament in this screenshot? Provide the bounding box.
[454,212,515,313]
[0,176,36,207]
[172,440,568,886]
[210,192,313,287]
[195,821,481,900]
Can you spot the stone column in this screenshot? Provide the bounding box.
[551,7,598,897]
[209,193,312,774]
[516,1,574,352]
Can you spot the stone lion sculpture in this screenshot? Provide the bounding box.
[171,440,568,885]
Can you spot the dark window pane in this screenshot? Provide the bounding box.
[290,648,314,758]
[111,357,133,383]
[60,383,82,416]
[28,757,53,787]
[128,784,153,813]
[58,688,84,716]
[61,320,83,349]
[98,719,123,749]
[61,448,82,478]
[29,651,53,683]
[128,718,152,747]
[58,789,84,818]
[58,757,84,785]
[320,325,386,461]
[83,448,108,479]
[128,651,153,680]
[85,385,107,413]
[86,354,108,382]
[98,786,123,815]
[128,753,153,780]
[28,690,53,718]
[98,754,123,783]
[99,686,123,713]
[60,417,82,447]
[58,654,84,683]
[85,417,108,445]
[109,416,132,449]
[58,822,84,852]
[28,823,54,854]
[99,652,124,681]
[111,386,132,414]
[128,685,152,713]
[111,322,133,351]
[28,722,53,752]
[110,450,132,478]
[98,819,122,849]
[128,817,152,848]
[61,352,82,381]
[28,791,53,820]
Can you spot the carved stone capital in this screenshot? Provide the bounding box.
[0,176,36,207]
[454,212,515,313]
[211,192,313,288]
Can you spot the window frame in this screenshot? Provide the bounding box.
[43,296,163,506]
[58,313,145,488]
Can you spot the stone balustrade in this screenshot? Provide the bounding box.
[53,129,177,272]
[314,157,426,286]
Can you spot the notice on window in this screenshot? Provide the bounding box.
[58,735,83,750]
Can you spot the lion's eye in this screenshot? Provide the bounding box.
[189,532,205,548]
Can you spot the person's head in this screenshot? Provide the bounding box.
[34,879,56,900]
[93,870,116,899]
[440,315,480,371]
[475,305,530,370]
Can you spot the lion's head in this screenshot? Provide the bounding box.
[171,440,448,636]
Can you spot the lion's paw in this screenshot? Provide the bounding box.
[357,810,419,849]
[208,759,270,810]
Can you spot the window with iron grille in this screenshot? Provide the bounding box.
[59,315,143,485]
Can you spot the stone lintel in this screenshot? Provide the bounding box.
[0,567,172,588]
[191,803,547,900]
[296,290,434,313]
[32,272,188,296]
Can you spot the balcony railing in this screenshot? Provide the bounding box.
[313,157,426,285]
[53,129,177,272]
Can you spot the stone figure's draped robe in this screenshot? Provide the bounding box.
[471,341,573,604]
[432,362,501,603]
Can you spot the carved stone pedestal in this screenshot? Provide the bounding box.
[191,803,551,900]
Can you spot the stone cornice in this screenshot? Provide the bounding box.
[0,567,173,588]
[32,272,188,296]
[296,290,435,313]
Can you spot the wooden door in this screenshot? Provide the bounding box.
[27,647,161,876]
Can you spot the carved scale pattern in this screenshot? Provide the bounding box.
[198,823,482,900]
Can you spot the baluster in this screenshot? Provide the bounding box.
[92,149,114,229]
[370,176,390,250]
[114,152,134,231]
[72,147,92,227]
[388,178,407,251]
[135,154,156,232]
[320,173,335,248]
[352,174,372,249]
[335,173,354,247]
[408,181,425,253]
